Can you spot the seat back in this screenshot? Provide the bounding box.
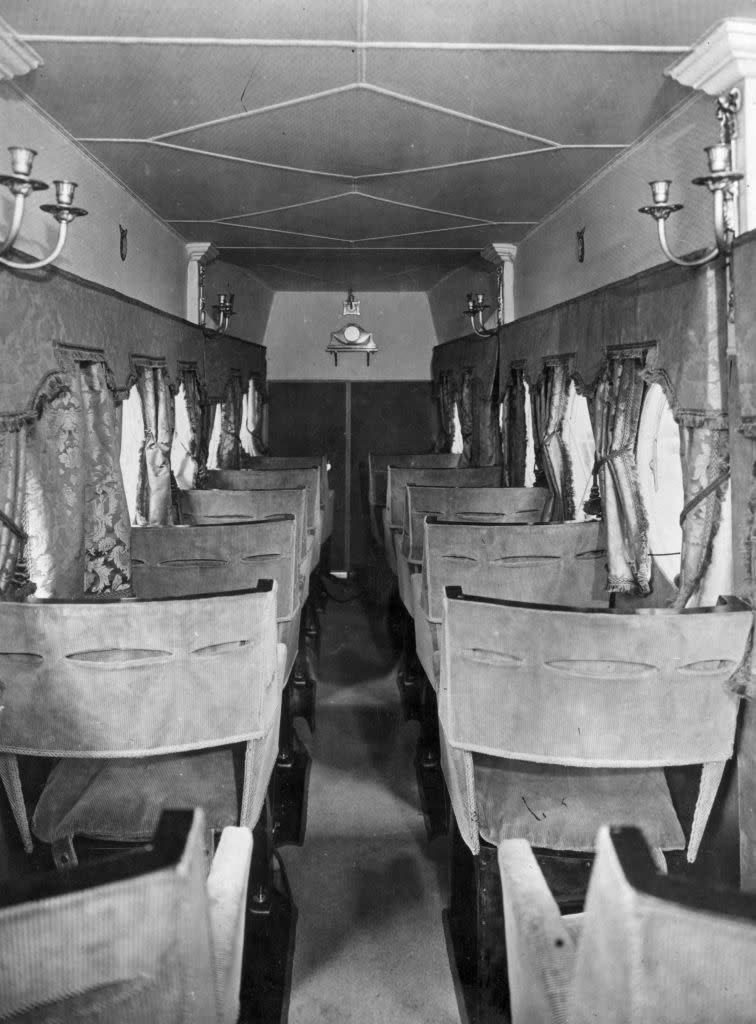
[0,585,280,758]
[423,519,608,622]
[569,826,756,1024]
[207,467,320,538]
[244,455,328,509]
[131,518,298,622]
[386,465,502,531]
[368,452,460,510]
[440,588,749,768]
[0,809,225,1023]
[179,487,308,562]
[404,485,550,563]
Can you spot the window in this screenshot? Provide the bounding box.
[562,380,596,519]
[522,379,536,487]
[636,383,683,587]
[206,402,222,471]
[171,381,196,490]
[119,383,143,524]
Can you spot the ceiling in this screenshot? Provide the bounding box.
[5,0,755,291]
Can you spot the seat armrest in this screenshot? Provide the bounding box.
[498,839,577,1024]
[207,825,254,1024]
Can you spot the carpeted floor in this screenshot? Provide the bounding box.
[283,589,463,1023]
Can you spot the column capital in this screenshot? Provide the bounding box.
[667,18,756,95]
[481,242,518,266]
[185,242,218,265]
[0,19,42,80]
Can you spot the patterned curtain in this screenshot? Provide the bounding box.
[182,369,212,488]
[474,385,502,467]
[530,361,574,521]
[217,374,243,470]
[592,353,650,595]
[135,365,176,526]
[499,389,510,484]
[25,362,131,598]
[674,423,730,609]
[0,418,29,599]
[506,366,528,487]
[252,375,268,456]
[458,369,474,466]
[436,371,458,453]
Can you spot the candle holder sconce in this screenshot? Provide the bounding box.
[198,261,234,338]
[639,89,742,267]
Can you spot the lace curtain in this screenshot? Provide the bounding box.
[531,360,574,521]
[592,353,650,595]
[25,361,131,598]
[217,374,243,470]
[0,419,28,599]
[135,365,176,526]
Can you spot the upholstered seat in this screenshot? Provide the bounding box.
[0,808,252,1024]
[498,825,756,1024]
[367,452,460,549]
[0,586,284,857]
[412,519,608,690]
[440,587,752,861]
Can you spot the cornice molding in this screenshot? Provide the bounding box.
[667,18,756,95]
[481,242,518,266]
[185,242,219,265]
[0,17,42,81]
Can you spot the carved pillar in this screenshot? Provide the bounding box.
[184,242,217,325]
[481,243,518,325]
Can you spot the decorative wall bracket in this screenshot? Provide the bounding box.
[639,89,743,266]
[327,323,376,366]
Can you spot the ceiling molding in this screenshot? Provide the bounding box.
[19,33,690,55]
[666,18,756,95]
[0,16,42,80]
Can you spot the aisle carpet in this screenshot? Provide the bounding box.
[283,588,463,1023]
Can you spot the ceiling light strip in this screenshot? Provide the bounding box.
[20,35,690,54]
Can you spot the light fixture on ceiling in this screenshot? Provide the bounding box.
[198,261,234,339]
[0,146,87,270]
[463,264,504,338]
[639,89,743,267]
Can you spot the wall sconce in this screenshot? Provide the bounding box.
[198,260,234,338]
[639,89,742,267]
[463,264,504,337]
[0,146,87,270]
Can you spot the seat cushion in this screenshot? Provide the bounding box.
[32,749,240,844]
[475,757,685,852]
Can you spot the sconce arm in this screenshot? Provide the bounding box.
[0,194,26,256]
[0,219,68,270]
[655,217,721,268]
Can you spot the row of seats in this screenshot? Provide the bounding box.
[0,455,333,1021]
[370,451,754,1023]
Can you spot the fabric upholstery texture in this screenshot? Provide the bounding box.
[0,808,252,1024]
[385,465,502,532]
[440,591,751,859]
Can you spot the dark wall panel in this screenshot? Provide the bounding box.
[268,381,439,571]
[350,381,440,566]
[267,381,347,566]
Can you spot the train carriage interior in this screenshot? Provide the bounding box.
[3,2,756,1021]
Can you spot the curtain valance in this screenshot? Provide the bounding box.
[431,333,499,404]
[499,261,726,423]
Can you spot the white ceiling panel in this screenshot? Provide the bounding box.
[222,249,489,292]
[366,50,691,146]
[80,142,346,221]
[5,1,752,291]
[365,0,756,46]
[5,0,360,40]
[363,148,616,222]
[169,88,542,175]
[20,43,358,140]
[224,192,484,241]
